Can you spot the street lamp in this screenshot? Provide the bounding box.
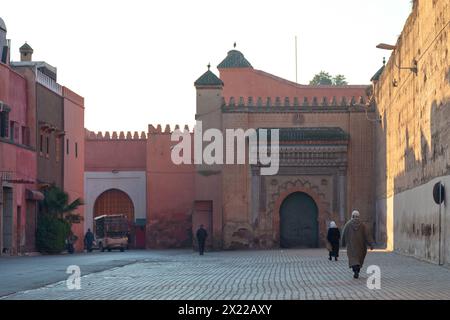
[376,43,396,50]
[376,43,418,75]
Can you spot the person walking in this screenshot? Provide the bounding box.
[342,210,374,279]
[327,221,340,261]
[196,225,208,256]
[66,233,77,254]
[84,229,95,253]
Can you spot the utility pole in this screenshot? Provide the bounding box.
[295,35,298,83]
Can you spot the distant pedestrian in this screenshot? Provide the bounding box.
[66,233,77,254]
[342,210,374,279]
[327,221,340,261]
[84,229,95,253]
[196,225,208,256]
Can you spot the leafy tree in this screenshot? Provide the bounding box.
[310,71,348,86]
[333,74,348,86]
[309,71,333,85]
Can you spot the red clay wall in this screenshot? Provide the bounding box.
[85,132,147,172]
[63,87,85,251]
[0,62,38,255]
[220,68,367,101]
[146,128,195,248]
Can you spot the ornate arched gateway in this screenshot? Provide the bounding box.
[279,192,319,248]
[250,127,349,249]
[270,183,330,248]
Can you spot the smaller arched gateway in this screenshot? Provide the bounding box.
[84,171,147,249]
[93,188,142,249]
[279,192,319,248]
[94,189,135,222]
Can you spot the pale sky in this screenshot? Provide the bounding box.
[2,0,412,132]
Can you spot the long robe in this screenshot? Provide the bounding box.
[342,218,374,267]
[327,228,341,257]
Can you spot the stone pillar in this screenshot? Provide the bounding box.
[338,172,347,223]
[251,172,260,225]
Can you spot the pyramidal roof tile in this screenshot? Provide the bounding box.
[194,69,224,87]
[217,50,252,69]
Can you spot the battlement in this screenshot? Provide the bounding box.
[221,95,368,110]
[85,129,148,140]
[148,124,193,134]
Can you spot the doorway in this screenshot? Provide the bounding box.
[279,192,318,248]
[2,187,13,254]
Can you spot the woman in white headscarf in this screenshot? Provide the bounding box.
[326,221,341,261]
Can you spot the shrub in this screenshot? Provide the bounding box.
[36,215,71,254]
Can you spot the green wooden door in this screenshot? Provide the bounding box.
[280,192,318,248]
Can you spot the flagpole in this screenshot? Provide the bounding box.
[295,35,298,83]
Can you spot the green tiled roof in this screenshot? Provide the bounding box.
[258,127,349,141]
[217,50,252,69]
[0,17,6,32]
[19,42,33,53]
[370,65,385,81]
[194,70,224,87]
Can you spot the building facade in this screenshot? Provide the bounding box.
[0,17,85,255]
[85,48,376,250]
[1,18,40,255]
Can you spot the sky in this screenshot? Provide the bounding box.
[2,0,412,133]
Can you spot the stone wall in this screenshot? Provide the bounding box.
[373,0,450,264]
[221,100,375,249]
[146,129,195,249]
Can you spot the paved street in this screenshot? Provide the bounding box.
[0,250,187,297]
[1,249,450,300]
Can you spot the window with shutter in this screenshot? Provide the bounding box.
[0,110,9,138]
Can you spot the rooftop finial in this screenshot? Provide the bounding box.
[207,62,211,70]
[233,42,236,48]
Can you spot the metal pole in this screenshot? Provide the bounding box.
[439,182,443,265]
[438,181,442,265]
[295,36,298,83]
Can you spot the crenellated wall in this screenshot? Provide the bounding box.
[85,48,376,251]
[220,96,375,250]
[85,129,148,172]
[85,124,195,249]
[221,95,367,109]
[146,125,195,248]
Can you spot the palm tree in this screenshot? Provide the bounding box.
[37,186,84,254]
[40,186,83,222]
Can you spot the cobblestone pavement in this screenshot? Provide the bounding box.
[2,249,450,300]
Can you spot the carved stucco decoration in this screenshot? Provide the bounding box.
[266,177,340,247]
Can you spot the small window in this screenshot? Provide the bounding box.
[55,137,60,162]
[66,139,69,155]
[14,124,19,142]
[40,134,43,153]
[75,142,78,158]
[9,121,14,142]
[46,136,50,155]
[0,110,9,138]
